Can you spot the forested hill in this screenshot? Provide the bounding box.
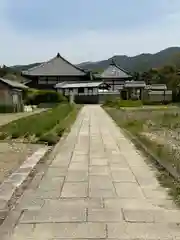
[1,46,180,83]
[11,47,180,73]
[78,47,180,73]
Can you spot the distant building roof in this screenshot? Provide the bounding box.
[55,81,104,89]
[100,59,132,79]
[22,53,87,77]
[148,90,172,95]
[124,81,146,88]
[145,84,167,90]
[0,78,28,89]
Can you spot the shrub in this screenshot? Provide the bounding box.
[103,97,120,108]
[25,89,67,105]
[0,105,14,113]
[103,98,143,108]
[143,101,162,105]
[11,131,21,139]
[118,100,143,108]
[57,127,65,137]
[38,132,59,145]
[0,132,8,140]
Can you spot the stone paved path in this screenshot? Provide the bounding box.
[1,105,180,239]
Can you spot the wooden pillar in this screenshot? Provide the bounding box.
[113,80,115,91]
[126,90,129,100]
[140,88,144,100]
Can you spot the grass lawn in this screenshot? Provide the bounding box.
[0,104,81,145]
[104,106,180,207]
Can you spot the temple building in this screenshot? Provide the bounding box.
[21,53,172,104]
[22,53,90,90]
[94,59,133,91]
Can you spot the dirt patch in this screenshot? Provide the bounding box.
[0,142,44,184]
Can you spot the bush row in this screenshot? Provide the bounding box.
[103,97,143,108]
[103,97,171,108]
[0,105,15,113]
[24,89,67,105]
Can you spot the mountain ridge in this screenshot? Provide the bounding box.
[12,47,180,73]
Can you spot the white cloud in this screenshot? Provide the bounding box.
[1,2,180,66]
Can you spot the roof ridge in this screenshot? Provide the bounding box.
[22,53,87,76]
[22,55,56,74]
[56,53,86,73]
[112,60,132,76]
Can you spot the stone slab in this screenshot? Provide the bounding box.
[66,171,88,182]
[20,206,86,223]
[109,162,129,170]
[19,198,45,211]
[38,177,64,191]
[89,188,117,198]
[107,222,178,239]
[32,190,61,199]
[114,182,145,199]
[111,169,136,183]
[61,182,88,198]
[44,167,68,178]
[89,166,109,176]
[90,158,108,166]
[44,198,103,209]
[68,162,88,170]
[88,208,123,222]
[142,187,171,200]
[89,176,114,189]
[33,222,106,239]
[71,154,89,163]
[122,209,158,223]
[8,224,34,240]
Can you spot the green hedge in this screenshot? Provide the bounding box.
[118,100,143,108]
[103,98,143,108]
[0,105,14,113]
[25,89,67,105]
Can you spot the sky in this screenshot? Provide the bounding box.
[1,0,180,65]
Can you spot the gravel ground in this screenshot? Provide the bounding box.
[0,142,43,184]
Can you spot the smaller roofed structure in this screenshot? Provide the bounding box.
[145,84,167,91]
[100,59,132,79]
[55,81,105,89]
[124,81,146,88]
[0,78,28,112]
[0,78,28,90]
[95,59,133,91]
[55,81,110,104]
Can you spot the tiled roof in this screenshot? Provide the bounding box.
[100,60,132,79]
[0,78,28,89]
[148,90,172,95]
[22,53,87,77]
[55,81,103,89]
[145,84,167,90]
[124,81,146,88]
